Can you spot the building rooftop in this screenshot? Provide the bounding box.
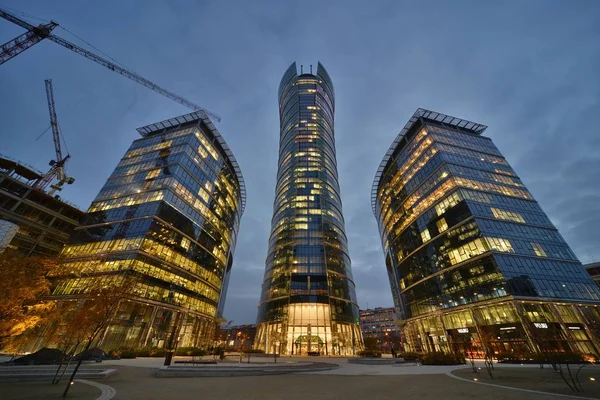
[585,262,600,269]
[136,111,246,216]
[371,108,487,214]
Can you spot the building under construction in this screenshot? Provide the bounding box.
[0,154,84,256]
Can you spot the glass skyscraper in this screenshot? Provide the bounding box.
[372,109,600,358]
[255,62,361,355]
[49,111,245,350]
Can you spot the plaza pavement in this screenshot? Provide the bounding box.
[3,356,600,400]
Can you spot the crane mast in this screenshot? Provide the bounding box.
[45,79,65,172]
[34,79,75,195]
[0,8,220,122]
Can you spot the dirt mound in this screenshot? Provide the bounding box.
[10,348,67,365]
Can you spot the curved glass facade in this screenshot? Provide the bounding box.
[47,112,245,350]
[255,62,362,355]
[372,109,600,357]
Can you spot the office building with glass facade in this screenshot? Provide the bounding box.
[255,62,362,355]
[372,108,600,358]
[49,111,245,350]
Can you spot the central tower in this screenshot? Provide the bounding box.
[255,62,362,355]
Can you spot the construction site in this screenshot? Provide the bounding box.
[0,7,222,254]
[0,5,249,354]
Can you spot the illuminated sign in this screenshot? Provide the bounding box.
[534,323,548,329]
[457,328,469,333]
[500,326,516,331]
[568,326,581,330]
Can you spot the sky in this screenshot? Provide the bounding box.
[1,0,599,325]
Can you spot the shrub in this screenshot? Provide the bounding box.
[212,347,225,359]
[399,352,421,361]
[421,352,465,365]
[148,347,169,357]
[175,347,206,356]
[108,347,137,359]
[243,349,265,354]
[123,347,169,357]
[545,352,586,364]
[358,350,382,358]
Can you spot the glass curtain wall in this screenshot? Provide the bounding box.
[372,109,600,358]
[256,62,362,355]
[45,112,245,350]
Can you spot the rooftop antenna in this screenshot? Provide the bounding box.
[310,64,313,74]
[301,64,304,74]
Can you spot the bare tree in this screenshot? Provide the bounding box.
[269,330,284,363]
[61,276,131,397]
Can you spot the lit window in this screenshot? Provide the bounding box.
[485,237,514,253]
[491,207,525,223]
[435,192,461,216]
[146,169,161,180]
[196,131,219,160]
[531,242,547,257]
[436,218,448,232]
[198,188,210,203]
[420,229,431,243]
[181,237,191,251]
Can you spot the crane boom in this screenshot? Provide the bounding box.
[0,21,57,64]
[0,8,36,30]
[44,79,64,178]
[46,34,220,121]
[0,8,221,122]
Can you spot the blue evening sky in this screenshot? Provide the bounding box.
[1,0,599,324]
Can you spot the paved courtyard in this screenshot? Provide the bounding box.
[2,357,600,400]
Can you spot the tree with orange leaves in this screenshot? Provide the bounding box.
[0,250,58,350]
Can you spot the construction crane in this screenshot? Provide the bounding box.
[34,79,75,195]
[0,8,221,122]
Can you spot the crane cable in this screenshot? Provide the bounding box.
[0,6,50,24]
[58,25,134,72]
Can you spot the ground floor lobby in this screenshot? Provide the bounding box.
[403,298,600,360]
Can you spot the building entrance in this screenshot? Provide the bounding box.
[293,335,325,355]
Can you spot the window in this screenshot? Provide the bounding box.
[531,242,547,257]
[421,229,431,243]
[145,169,161,180]
[486,237,514,253]
[436,218,448,232]
[491,207,525,223]
[435,192,461,216]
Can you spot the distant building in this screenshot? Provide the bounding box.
[371,108,600,357]
[359,307,402,352]
[585,262,600,288]
[216,324,257,351]
[47,111,246,350]
[0,154,84,256]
